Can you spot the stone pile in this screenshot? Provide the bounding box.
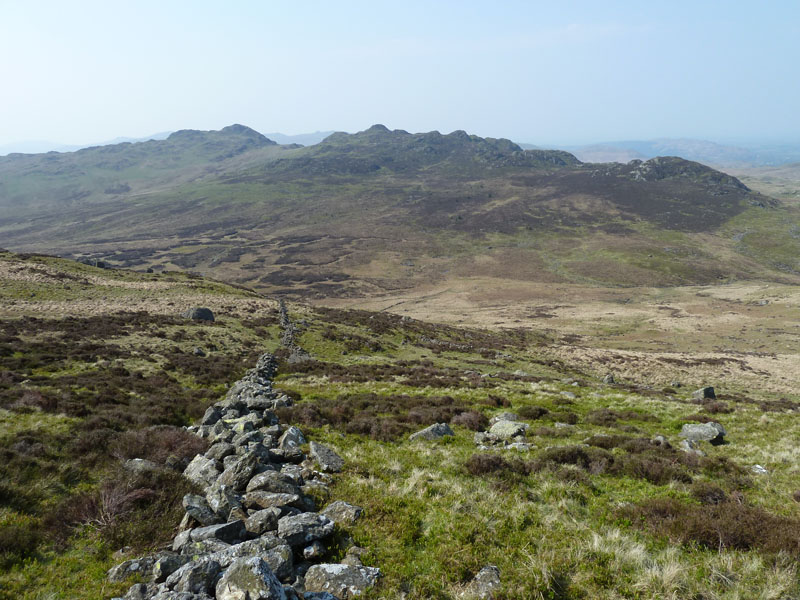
[278,300,311,364]
[109,352,380,600]
[473,413,532,451]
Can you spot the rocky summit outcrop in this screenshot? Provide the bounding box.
[109,352,379,600]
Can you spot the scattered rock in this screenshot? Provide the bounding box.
[751,464,769,475]
[680,422,726,445]
[309,442,344,473]
[303,564,381,599]
[691,386,716,401]
[183,307,215,322]
[461,565,501,599]
[409,423,455,441]
[488,420,528,440]
[602,374,615,384]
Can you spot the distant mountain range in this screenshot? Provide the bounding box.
[0,132,172,156]
[1,123,798,295]
[0,130,335,156]
[550,138,800,167]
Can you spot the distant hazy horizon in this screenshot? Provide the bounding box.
[2,1,799,147]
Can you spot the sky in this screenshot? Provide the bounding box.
[1,0,799,147]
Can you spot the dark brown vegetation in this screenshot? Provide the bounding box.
[625,496,800,555]
[467,441,750,489]
[276,392,478,441]
[0,313,257,567]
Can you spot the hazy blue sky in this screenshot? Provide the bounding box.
[1,1,798,146]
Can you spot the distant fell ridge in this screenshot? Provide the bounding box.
[0,123,794,294]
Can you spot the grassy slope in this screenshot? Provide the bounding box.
[2,253,799,599]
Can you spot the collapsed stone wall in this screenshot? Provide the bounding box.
[109,352,380,600]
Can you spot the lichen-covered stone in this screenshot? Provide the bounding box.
[303,564,381,598]
[215,557,286,600]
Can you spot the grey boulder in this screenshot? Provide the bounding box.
[692,386,717,400]
[488,420,528,440]
[183,307,215,322]
[409,423,454,441]
[215,557,286,600]
[309,441,344,473]
[108,555,158,583]
[246,471,300,495]
[320,501,363,525]
[680,422,726,445]
[183,455,221,490]
[461,565,501,599]
[189,520,246,545]
[183,494,219,527]
[165,559,221,595]
[277,513,335,548]
[303,564,381,599]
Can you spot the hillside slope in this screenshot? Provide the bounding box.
[0,125,798,295]
[1,252,799,599]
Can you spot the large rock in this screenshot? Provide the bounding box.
[217,450,262,491]
[245,507,282,535]
[680,422,726,445]
[152,554,192,583]
[207,536,294,580]
[165,559,221,595]
[246,471,300,495]
[303,564,381,599]
[215,557,286,600]
[242,491,302,511]
[692,386,716,401]
[183,455,221,490]
[206,483,244,520]
[461,565,501,599]
[189,520,247,545]
[278,426,306,450]
[183,307,215,322]
[107,555,159,582]
[488,420,528,440]
[183,494,219,527]
[277,513,335,548]
[309,442,344,473]
[409,423,454,441]
[201,405,224,426]
[320,501,363,525]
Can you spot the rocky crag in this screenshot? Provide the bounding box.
[108,352,380,600]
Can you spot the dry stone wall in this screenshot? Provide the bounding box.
[109,352,380,600]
